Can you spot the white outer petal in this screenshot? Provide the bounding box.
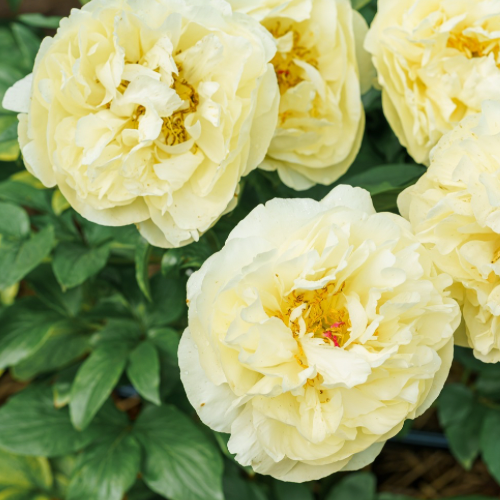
[340,441,386,472]
[2,74,32,114]
[321,185,376,215]
[178,328,240,433]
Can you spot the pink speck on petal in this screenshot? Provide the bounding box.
[332,336,340,347]
[331,322,345,329]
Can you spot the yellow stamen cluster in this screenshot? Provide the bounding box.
[268,23,319,94]
[162,71,199,146]
[274,282,350,346]
[119,66,199,146]
[447,32,500,61]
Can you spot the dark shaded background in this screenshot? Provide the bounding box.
[0,0,80,18]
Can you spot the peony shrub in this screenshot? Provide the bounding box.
[0,0,499,498]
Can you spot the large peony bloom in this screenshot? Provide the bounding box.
[228,0,373,190]
[2,0,279,248]
[179,185,460,481]
[399,101,500,363]
[366,0,500,165]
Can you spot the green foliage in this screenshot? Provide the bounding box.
[437,348,500,480]
[135,237,153,300]
[67,433,141,500]
[274,481,313,500]
[0,386,99,457]
[326,472,376,500]
[53,241,112,289]
[0,448,53,499]
[438,384,486,469]
[134,405,224,500]
[70,340,131,430]
[127,341,161,405]
[17,14,61,29]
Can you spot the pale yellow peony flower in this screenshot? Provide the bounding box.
[366,0,500,165]
[399,101,500,363]
[2,0,279,248]
[228,0,373,190]
[179,185,460,481]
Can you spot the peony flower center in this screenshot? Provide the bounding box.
[275,282,351,347]
[447,32,500,60]
[268,23,318,94]
[162,70,199,146]
[118,61,199,146]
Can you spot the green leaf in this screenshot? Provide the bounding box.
[50,455,77,499]
[326,473,376,500]
[67,433,141,500]
[0,180,52,212]
[12,321,89,380]
[18,14,62,29]
[10,23,41,69]
[53,365,80,409]
[447,407,485,470]
[51,189,70,216]
[53,241,111,289]
[0,298,61,370]
[79,217,140,248]
[135,237,152,301]
[0,386,98,457]
[90,319,142,348]
[224,463,267,500]
[274,481,313,500]
[343,164,425,197]
[480,410,500,483]
[26,265,83,317]
[145,329,180,399]
[147,327,179,363]
[0,140,19,162]
[0,202,30,239]
[134,405,224,500]
[438,385,485,469]
[0,225,55,290]
[475,374,500,400]
[146,275,186,328]
[0,449,52,493]
[70,342,131,430]
[127,482,163,500]
[161,250,181,275]
[0,492,52,500]
[114,270,186,328]
[0,117,19,162]
[127,341,161,405]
